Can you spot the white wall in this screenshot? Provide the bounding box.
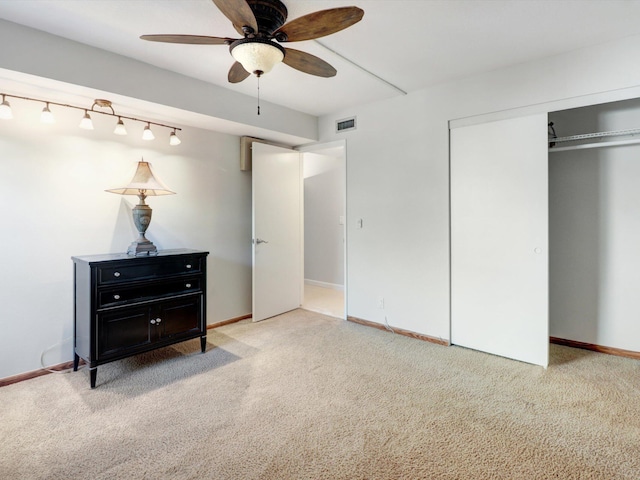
[549,99,640,351]
[317,33,640,344]
[303,152,345,287]
[0,99,252,379]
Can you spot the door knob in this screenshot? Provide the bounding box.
[255,238,269,244]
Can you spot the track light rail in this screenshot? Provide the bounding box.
[0,92,182,145]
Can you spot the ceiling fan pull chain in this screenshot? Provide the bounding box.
[257,75,261,115]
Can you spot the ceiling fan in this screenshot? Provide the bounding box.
[141,0,364,83]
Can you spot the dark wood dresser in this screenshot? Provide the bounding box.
[72,249,209,388]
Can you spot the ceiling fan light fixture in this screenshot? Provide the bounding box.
[230,39,285,75]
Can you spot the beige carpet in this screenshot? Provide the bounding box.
[2,309,639,479]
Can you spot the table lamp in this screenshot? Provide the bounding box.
[106,159,175,255]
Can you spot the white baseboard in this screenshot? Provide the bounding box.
[304,279,344,291]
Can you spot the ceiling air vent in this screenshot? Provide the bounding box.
[336,116,357,133]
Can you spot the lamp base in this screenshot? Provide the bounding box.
[127,239,158,256]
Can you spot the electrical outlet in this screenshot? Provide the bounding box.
[377,297,384,309]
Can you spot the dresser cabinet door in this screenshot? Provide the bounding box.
[157,296,202,342]
[98,306,153,359]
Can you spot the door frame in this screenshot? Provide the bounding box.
[296,139,348,320]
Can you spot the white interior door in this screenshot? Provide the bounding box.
[252,142,303,322]
[450,114,549,367]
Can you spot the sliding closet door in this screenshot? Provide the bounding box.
[450,114,549,367]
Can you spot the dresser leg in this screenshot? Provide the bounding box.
[90,368,97,389]
[73,353,80,371]
[200,336,206,353]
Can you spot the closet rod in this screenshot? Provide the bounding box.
[549,138,640,153]
[552,127,640,144]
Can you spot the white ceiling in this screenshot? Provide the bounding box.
[2,0,640,117]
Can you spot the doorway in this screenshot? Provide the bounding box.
[299,141,347,319]
[548,98,640,354]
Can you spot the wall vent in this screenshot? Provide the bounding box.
[336,116,357,133]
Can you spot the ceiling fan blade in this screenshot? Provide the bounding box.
[228,61,251,83]
[283,48,336,78]
[212,0,258,35]
[140,34,233,45]
[274,7,364,42]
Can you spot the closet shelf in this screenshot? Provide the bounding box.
[549,127,640,152]
[549,138,640,152]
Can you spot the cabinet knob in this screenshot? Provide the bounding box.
[185,283,192,288]
[113,271,121,278]
[150,319,156,325]
[113,294,121,300]
[186,264,192,269]
[156,318,162,323]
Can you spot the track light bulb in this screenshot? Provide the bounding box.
[79,110,94,130]
[40,103,54,124]
[169,130,181,146]
[0,95,13,120]
[114,117,127,135]
[142,123,155,140]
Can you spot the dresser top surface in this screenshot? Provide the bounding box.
[72,248,209,265]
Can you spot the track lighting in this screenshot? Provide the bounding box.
[0,93,182,145]
[142,123,155,141]
[114,117,127,135]
[40,103,55,124]
[78,110,94,130]
[0,94,13,120]
[169,129,181,146]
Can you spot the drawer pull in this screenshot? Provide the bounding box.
[185,283,192,288]
[186,264,192,269]
[113,294,121,300]
[150,319,156,325]
[156,318,162,323]
[113,272,121,278]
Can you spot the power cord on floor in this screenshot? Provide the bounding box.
[40,337,83,373]
[384,315,395,334]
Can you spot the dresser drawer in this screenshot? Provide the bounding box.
[98,278,202,308]
[97,256,202,285]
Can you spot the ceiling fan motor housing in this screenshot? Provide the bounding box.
[246,0,288,36]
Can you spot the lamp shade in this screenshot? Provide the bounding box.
[106,161,175,196]
[230,39,284,75]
